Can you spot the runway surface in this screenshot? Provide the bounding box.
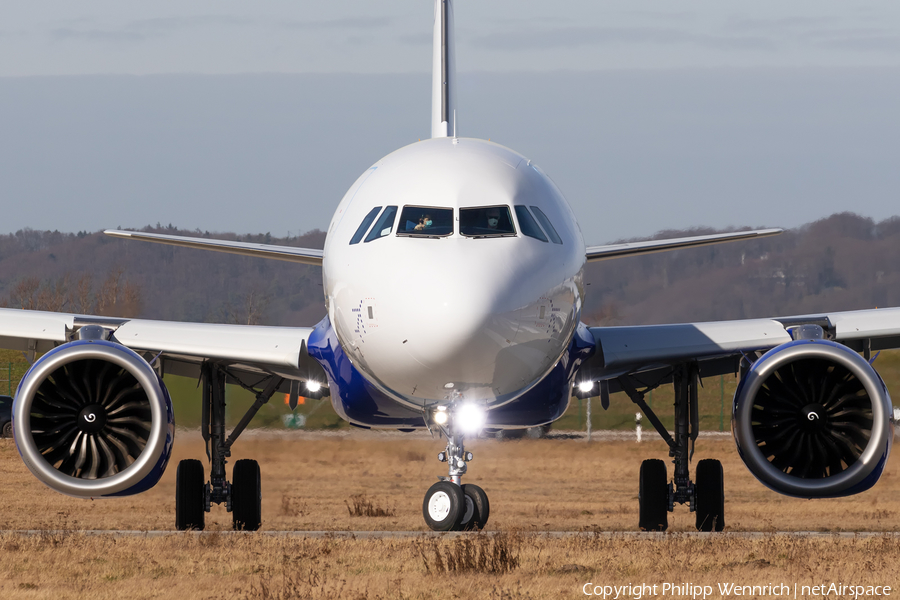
[3,530,898,539]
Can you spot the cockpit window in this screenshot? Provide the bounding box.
[530,206,563,244]
[364,205,398,242]
[459,206,516,237]
[349,206,382,245]
[514,206,548,242]
[397,206,454,237]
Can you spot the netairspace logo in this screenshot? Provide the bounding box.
[581,582,893,599]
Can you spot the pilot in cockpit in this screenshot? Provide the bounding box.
[414,214,433,231]
[485,208,500,230]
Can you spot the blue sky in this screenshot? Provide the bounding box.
[2,2,900,243]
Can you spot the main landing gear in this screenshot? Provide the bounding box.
[175,363,283,531]
[422,420,491,531]
[619,363,725,532]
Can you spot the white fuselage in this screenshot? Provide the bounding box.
[323,137,587,410]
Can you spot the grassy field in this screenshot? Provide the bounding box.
[1,433,900,598]
[3,433,900,533]
[6,347,900,433]
[2,347,900,598]
[1,530,898,600]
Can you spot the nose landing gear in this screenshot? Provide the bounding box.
[422,430,491,531]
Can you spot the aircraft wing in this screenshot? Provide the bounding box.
[104,230,324,266]
[580,307,900,387]
[585,228,782,262]
[0,308,326,393]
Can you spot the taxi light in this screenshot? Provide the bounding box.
[578,381,594,394]
[306,381,322,393]
[434,409,449,425]
[457,403,486,433]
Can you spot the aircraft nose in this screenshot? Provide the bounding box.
[401,280,509,370]
[352,242,561,401]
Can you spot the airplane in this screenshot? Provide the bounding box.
[1,0,896,533]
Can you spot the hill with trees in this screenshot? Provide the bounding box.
[1,212,898,329]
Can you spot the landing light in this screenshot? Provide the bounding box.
[578,381,594,394]
[306,381,322,393]
[457,403,486,434]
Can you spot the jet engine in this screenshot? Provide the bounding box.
[733,338,893,498]
[13,338,174,498]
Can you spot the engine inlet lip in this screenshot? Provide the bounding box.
[13,340,168,497]
[733,340,892,497]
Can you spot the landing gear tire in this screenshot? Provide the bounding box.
[639,459,668,532]
[695,459,724,532]
[232,459,262,531]
[1,421,11,438]
[459,484,490,531]
[423,481,465,531]
[175,459,206,531]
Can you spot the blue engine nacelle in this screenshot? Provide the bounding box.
[13,339,175,498]
[733,339,893,498]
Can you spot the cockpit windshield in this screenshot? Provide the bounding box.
[397,206,453,237]
[459,206,516,237]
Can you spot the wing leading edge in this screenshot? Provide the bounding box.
[104,230,324,266]
[582,306,900,383]
[0,308,325,391]
[585,228,782,263]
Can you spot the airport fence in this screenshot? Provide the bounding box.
[1,362,29,397]
[555,373,740,434]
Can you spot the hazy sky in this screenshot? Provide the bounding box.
[5,1,900,75]
[2,1,900,243]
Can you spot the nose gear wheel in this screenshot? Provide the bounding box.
[423,481,464,531]
[423,429,491,531]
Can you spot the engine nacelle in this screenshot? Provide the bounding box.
[733,339,893,498]
[13,339,174,498]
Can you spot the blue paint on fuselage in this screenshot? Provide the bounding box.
[308,316,426,427]
[307,316,596,429]
[486,321,596,427]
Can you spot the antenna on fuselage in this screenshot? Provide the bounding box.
[431,0,456,139]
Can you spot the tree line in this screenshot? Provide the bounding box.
[0,213,897,327]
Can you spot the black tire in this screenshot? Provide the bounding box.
[639,459,668,532]
[232,459,262,531]
[422,481,465,531]
[175,459,206,531]
[1,421,11,438]
[459,484,490,531]
[695,459,725,532]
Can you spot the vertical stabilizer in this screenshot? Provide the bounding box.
[431,0,456,138]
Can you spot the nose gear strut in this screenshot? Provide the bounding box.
[422,414,491,531]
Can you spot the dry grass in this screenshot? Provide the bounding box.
[1,432,900,598]
[345,495,396,518]
[2,431,900,532]
[0,531,898,599]
[418,532,520,574]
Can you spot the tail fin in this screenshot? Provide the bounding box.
[431,0,456,138]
